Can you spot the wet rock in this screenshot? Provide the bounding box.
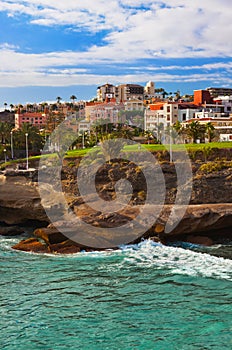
[34,227,68,245]
[49,240,81,254]
[184,235,214,246]
[0,226,24,236]
[12,238,48,253]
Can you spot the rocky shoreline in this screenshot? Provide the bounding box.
[0,152,232,253]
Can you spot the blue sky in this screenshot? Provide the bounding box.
[0,0,231,106]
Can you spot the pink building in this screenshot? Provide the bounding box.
[15,112,48,129]
[89,102,125,124]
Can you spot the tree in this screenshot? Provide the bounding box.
[4,102,7,111]
[205,122,215,143]
[46,111,65,132]
[186,121,205,143]
[13,123,44,155]
[0,122,11,144]
[173,120,182,134]
[156,122,164,142]
[70,95,77,104]
[100,134,126,162]
[155,88,168,98]
[10,104,14,112]
[56,96,62,104]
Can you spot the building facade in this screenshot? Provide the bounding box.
[144,102,178,131]
[89,102,125,124]
[206,87,232,97]
[194,90,212,106]
[144,81,155,98]
[116,84,144,102]
[15,112,48,129]
[97,84,117,102]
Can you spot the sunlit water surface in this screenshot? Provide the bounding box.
[0,236,232,350]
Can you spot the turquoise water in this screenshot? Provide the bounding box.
[0,237,232,350]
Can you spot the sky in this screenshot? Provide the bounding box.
[0,0,232,106]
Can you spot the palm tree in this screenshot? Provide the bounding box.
[14,123,44,155]
[9,104,14,112]
[186,121,205,143]
[70,95,77,104]
[0,122,11,144]
[173,120,182,134]
[56,96,62,104]
[205,122,215,143]
[156,122,164,142]
[4,102,7,111]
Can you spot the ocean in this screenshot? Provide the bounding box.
[0,236,231,350]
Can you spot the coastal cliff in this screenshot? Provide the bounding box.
[0,150,232,252]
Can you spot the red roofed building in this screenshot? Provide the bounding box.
[145,102,178,131]
[15,111,49,129]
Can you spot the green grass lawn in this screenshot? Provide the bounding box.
[65,142,232,157]
[1,142,232,169]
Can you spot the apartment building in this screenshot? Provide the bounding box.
[144,102,178,131]
[194,90,213,106]
[97,84,117,102]
[206,87,232,98]
[144,81,155,98]
[178,103,201,122]
[85,101,103,122]
[89,102,125,124]
[116,84,144,102]
[213,96,232,115]
[15,111,48,129]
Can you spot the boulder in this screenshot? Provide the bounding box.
[34,227,68,245]
[0,226,24,236]
[12,238,48,253]
[49,240,81,254]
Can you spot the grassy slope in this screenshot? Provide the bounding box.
[1,142,232,168]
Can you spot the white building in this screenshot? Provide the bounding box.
[144,102,178,131]
[144,81,155,98]
[220,133,232,141]
[97,84,117,102]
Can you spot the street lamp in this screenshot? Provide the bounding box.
[3,148,6,163]
[25,133,29,170]
[82,131,85,149]
[169,127,173,163]
[10,131,14,159]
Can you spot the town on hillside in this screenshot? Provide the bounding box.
[1,82,232,161]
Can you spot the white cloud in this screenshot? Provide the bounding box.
[0,45,231,87]
[0,1,231,58]
[0,1,231,89]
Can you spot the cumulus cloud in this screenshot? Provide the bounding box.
[0,45,231,87]
[0,1,231,88]
[0,0,231,58]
